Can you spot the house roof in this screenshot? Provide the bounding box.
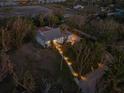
[38,26,52,32]
[37,28,72,41]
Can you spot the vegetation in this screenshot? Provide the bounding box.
[65,39,105,75]
[0,15,78,93]
[63,0,75,7]
[0,50,16,93]
[33,14,62,27]
[0,17,35,51]
[0,1,124,93]
[98,48,124,93]
[81,19,124,45]
[65,15,87,30]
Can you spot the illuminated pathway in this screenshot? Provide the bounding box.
[53,40,106,93]
[53,40,87,86]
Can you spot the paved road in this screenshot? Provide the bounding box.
[0,6,52,18]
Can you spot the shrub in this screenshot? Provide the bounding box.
[84,19,124,44]
[0,17,35,51]
[66,39,105,75]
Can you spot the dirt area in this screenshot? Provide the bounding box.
[9,43,78,93]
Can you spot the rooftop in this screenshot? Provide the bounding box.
[37,27,72,41]
[37,26,52,32]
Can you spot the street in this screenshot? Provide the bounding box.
[0,6,52,18]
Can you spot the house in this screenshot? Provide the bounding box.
[36,27,80,47]
[39,0,66,3]
[73,5,84,10]
[0,0,17,7]
[0,0,66,7]
[64,14,73,18]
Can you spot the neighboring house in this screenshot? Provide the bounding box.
[39,0,66,3]
[0,0,66,6]
[73,5,84,10]
[36,27,80,47]
[0,0,17,7]
[63,14,72,18]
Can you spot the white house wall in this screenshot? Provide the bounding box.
[56,36,69,44]
[45,41,51,47]
[36,36,46,47]
[67,35,73,42]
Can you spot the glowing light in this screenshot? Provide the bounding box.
[53,40,57,43]
[73,72,78,77]
[80,76,87,80]
[47,41,51,44]
[58,48,62,51]
[57,44,61,48]
[64,56,69,61]
[67,61,72,65]
[59,51,63,54]
[53,40,88,81]
[69,34,80,45]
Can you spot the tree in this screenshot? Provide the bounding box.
[0,17,35,51]
[69,39,105,75]
[99,48,124,93]
[0,50,14,82]
[0,50,17,93]
[65,15,86,30]
[47,15,60,27]
[39,15,45,27]
[7,17,35,48]
[0,28,12,51]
